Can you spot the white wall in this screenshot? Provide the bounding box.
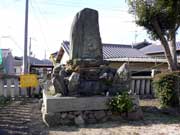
[14,66,21,75]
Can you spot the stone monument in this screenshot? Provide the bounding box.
[42,8,143,127]
[70,8,103,61]
[51,8,130,96]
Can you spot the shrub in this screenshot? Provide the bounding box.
[108,92,133,116]
[153,72,180,108]
[0,96,11,106]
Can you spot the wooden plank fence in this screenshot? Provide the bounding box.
[0,76,41,98]
[131,76,154,98]
[0,76,154,98]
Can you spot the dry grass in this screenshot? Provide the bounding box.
[140,99,160,108]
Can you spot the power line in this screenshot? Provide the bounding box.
[32,0,50,25]
[38,1,128,12]
[29,0,146,53]
[31,0,134,22]
[0,0,18,10]
[1,36,23,51]
[34,0,51,56]
[29,0,50,57]
[31,0,134,23]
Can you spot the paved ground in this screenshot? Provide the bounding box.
[0,99,48,135]
[0,99,180,135]
[49,123,180,135]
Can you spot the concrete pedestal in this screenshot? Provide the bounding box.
[42,90,143,127]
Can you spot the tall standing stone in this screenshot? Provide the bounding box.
[70,8,103,62]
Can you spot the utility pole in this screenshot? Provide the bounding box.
[134,0,137,44]
[28,37,31,72]
[23,0,29,74]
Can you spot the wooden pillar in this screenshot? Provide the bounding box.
[146,80,151,95]
[131,80,135,93]
[135,80,140,95]
[141,79,145,95]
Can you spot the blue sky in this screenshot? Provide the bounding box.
[0,0,179,59]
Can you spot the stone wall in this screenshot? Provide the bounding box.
[42,109,111,126]
[42,90,143,127]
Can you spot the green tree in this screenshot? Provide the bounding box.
[127,0,180,71]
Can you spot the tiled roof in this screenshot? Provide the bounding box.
[29,57,52,66]
[132,41,151,49]
[61,41,148,59]
[103,43,148,59]
[14,56,53,66]
[140,42,180,54]
[62,41,70,55]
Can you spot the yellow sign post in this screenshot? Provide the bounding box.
[20,74,39,88]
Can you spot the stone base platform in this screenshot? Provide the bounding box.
[42,91,143,127]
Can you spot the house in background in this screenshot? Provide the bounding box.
[52,41,168,75]
[0,49,14,75]
[0,49,53,76]
[14,56,53,76]
[131,40,152,49]
[140,42,180,58]
[13,56,22,75]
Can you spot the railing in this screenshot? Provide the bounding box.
[0,76,154,98]
[0,76,41,98]
[131,76,154,98]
